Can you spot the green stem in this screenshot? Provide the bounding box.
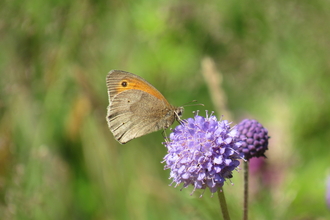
[243,161,249,220]
[217,187,230,220]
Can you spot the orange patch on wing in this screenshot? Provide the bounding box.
[116,78,168,102]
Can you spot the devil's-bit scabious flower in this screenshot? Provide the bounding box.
[236,119,269,160]
[162,112,243,196]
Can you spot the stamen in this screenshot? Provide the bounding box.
[199,189,206,198]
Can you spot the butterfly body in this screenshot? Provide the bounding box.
[106,70,183,144]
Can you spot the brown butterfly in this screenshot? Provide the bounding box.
[106,70,183,144]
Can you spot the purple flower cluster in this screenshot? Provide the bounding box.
[163,112,243,195]
[236,119,269,160]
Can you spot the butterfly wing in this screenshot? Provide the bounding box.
[106,70,175,144]
[106,70,169,104]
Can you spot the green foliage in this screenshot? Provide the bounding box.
[1,0,330,219]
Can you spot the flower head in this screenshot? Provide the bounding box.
[162,111,243,195]
[236,119,269,160]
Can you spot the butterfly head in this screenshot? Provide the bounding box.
[175,106,184,121]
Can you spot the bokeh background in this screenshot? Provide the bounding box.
[1,0,330,219]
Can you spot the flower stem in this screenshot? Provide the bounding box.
[217,187,230,220]
[243,161,249,220]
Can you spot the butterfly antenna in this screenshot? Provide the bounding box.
[182,100,204,107]
[182,100,197,105]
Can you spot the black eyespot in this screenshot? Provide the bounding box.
[121,81,127,87]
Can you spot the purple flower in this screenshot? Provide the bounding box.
[236,119,269,160]
[162,111,243,196]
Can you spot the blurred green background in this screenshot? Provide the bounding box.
[1,0,330,219]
